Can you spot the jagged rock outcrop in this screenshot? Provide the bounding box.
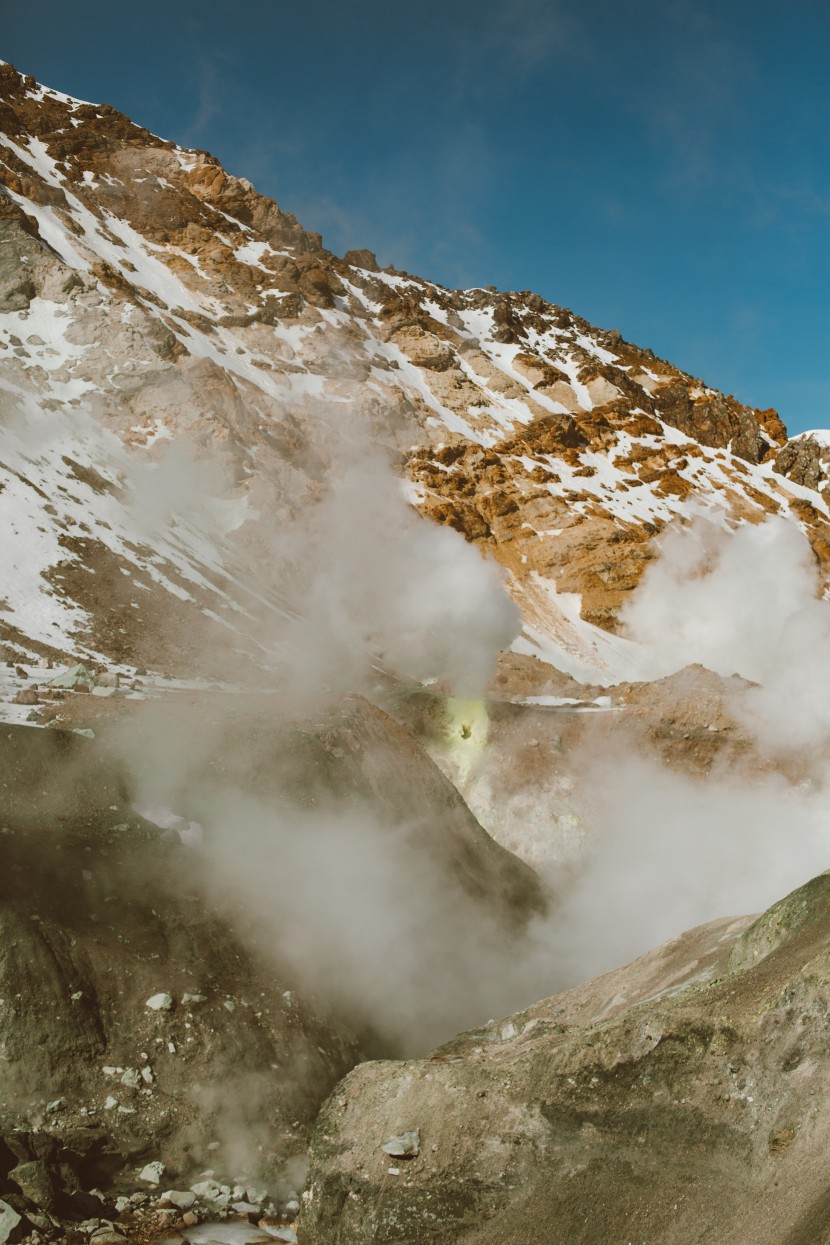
[775,432,830,493]
[300,872,830,1245]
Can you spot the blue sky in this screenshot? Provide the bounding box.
[2,0,828,432]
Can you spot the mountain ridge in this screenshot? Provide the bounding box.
[1,59,829,687]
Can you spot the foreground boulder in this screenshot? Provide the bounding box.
[301,871,830,1244]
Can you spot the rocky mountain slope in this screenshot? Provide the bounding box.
[2,60,830,686]
[301,871,830,1245]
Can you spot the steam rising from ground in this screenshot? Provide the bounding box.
[111,409,531,1056]
[620,514,819,682]
[256,452,519,702]
[118,435,830,1068]
[544,753,830,983]
[527,513,830,982]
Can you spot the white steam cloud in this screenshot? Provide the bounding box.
[620,514,819,683]
[524,512,830,985]
[111,396,531,1057]
[543,752,830,984]
[256,451,520,702]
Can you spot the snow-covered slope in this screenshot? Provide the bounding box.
[2,61,829,685]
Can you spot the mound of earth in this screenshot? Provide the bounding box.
[300,870,830,1245]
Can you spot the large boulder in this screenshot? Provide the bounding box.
[300,871,830,1245]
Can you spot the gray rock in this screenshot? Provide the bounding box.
[139,1161,165,1185]
[161,1191,196,1210]
[380,1130,420,1158]
[0,1201,21,1245]
[8,1160,56,1211]
[145,992,173,1011]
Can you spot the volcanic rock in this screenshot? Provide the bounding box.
[300,871,830,1245]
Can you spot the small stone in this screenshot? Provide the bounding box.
[141,1065,154,1084]
[146,993,173,1011]
[161,1191,195,1211]
[181,993,205,1005]
[103,1096,118,1110]
[139,1161,165,1185]
[181,1211,199,1227]
[231,1201,260,1216]
[381,1129,420,1158]
[190,1180,223,1200]
[120,1067,140,1088]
